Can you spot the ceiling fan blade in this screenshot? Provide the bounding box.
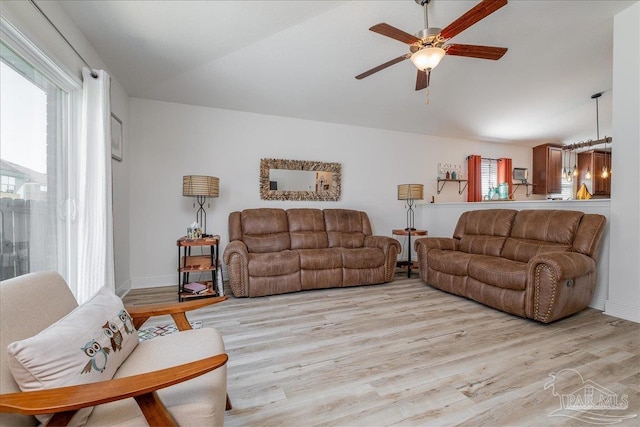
[439,0,508,40]
[355,54,411,80]
[369,23,422,45]
[445,44,508,60]
[415,69,430,91]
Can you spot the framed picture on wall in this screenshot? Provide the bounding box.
[111,113,123,161]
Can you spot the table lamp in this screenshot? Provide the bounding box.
[183,175,219,236]
[397,184,424,231]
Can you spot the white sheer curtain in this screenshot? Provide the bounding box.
[76,67,115,303]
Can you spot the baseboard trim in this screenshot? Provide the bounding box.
[115,279,131,298]
[130,267,228,290]
[588,296,606,311]
[131,275,175,289]
[604,300,640,323]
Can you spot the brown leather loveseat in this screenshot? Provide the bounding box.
[223,208,401,297]
[414,209,606,323]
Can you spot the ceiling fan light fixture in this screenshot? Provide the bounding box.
[410,47,445,71]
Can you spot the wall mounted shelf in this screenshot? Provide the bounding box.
[437,178,468,195]
[511,182,536,198]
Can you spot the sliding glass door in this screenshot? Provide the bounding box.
[0,25,80,284]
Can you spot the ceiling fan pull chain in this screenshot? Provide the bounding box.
[425,88,430,105]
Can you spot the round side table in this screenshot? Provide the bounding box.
[392,229,428,277]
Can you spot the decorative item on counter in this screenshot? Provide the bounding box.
[576,183,592,200]
[484,187,496,201]
[187,222,202,239]
[497,182,509,200]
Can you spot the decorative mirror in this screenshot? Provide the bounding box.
[260,158,342,201]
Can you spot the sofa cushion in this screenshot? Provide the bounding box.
[298,248,342,269]
[248,250,299,277]
[241,208,290,253]
[6,287,138,425]
[501,237,571,263]
[458,235,507,257]
[510,210,582,244]
[288,208,328,250]
[572,214,607,258]
[468,256,528,291]
[427,249,475,276]
[324,209,366,248]
[341,247,384,269]
[453,209,517,239]
[287,209,326,232]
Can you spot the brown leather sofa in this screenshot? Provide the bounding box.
[223,208,401,297]
[414,209,606,323]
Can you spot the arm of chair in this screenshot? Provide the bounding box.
[126,296,227,331]
[0,353,228,427]
[413,237,458,282]
[525,252,597,323]
[413,237,457,252]
[222,240,250,297]
[364,235,401,252]
[364,236,402,282]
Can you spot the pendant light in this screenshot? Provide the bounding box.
[591,92,609,179]
[565,92,613,180]
[601,138,610,179]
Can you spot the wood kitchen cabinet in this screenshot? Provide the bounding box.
[532,144,563,195]
[577,150,611,197]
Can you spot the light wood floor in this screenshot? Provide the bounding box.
[124,272,639,426]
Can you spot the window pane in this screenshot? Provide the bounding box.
[0,41,69,280]
[481,158,498,199]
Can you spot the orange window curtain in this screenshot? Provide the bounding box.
[467,155,482,202]
[497,158,513,198]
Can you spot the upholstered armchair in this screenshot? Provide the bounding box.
[0,271,229,426]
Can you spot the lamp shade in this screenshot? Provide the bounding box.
[410,47,445,71]
[397,184,424,201]
[183,175,219,197]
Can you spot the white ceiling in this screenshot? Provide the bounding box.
[59,0,635,147]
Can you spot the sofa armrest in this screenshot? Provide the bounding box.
[525,252,597,323]
[0,353,228,426]
[414,238,458,281]
[364,236,402,282]
[364,235,401,252]
[414,237,457,252]
[126,297,227,330]
[222,240,250,297]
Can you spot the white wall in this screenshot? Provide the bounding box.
[127,98,533,288]
[1,1,131,295]
[607,2,640,322]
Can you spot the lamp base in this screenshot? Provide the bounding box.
[404,227,416,231]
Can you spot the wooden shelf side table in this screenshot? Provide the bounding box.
[177,235,220,302]
[392,229,427,278]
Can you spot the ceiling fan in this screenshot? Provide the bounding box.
[355,0,509,100]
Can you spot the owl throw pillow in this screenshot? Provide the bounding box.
[7,286,138,425]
